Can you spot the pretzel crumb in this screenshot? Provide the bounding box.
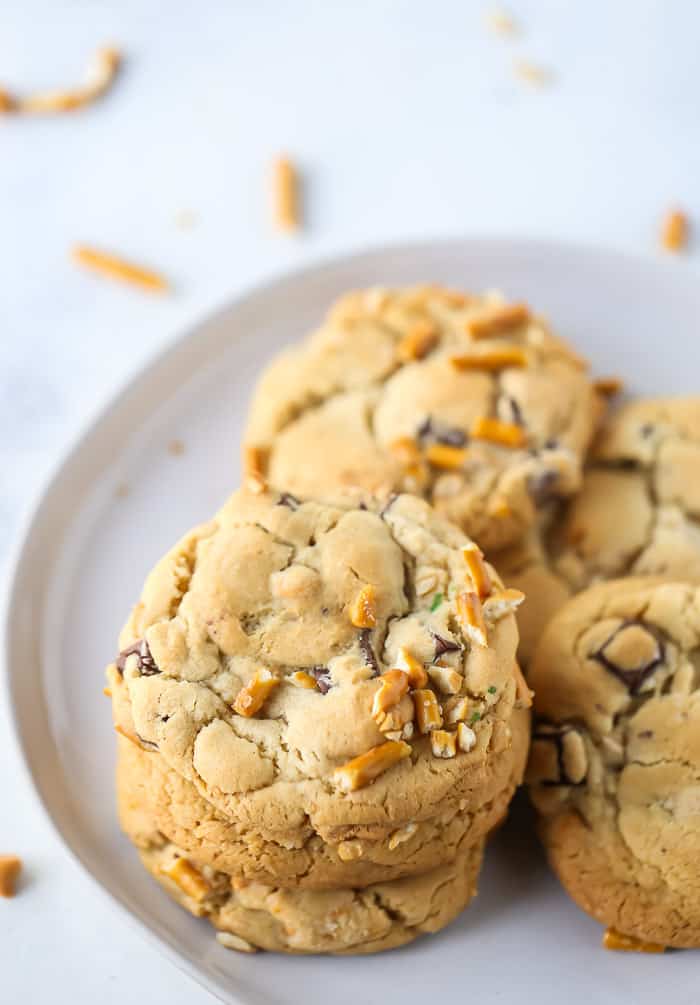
[0,856,22,897]
[593,377,624,397]
[397,322,439,362]
[450,347,528,372]
[243,445,269,494]
[602,927,665,953]
[72,245,168,293]
[471,415,527,448]
[462,543,492,599]
[514,59,551,87]
[1,46,121,115]
[456,591,488,648]
[466,303,530,339]
[661,209,689,252]
[272,154,301,231]
[485,9,518,35]
[216,932,258,953]
[425,443,468,470]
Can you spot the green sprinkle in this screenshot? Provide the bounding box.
[470,711,482,725]
[487,686,497,694]
[430,593,443,612]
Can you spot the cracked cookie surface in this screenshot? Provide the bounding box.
[116,707,528,888]
[527,577,700,947]
[243,286,601,551]
[129,823,484,955]
[107,488,526,849]
[494,398,700,666]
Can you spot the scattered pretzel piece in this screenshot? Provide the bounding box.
[413,688,443,733]
[466,303,530,339]
[233,669,279,717]
[450,347,528,372]
[397,322,439,362]
[425,443,468,470]
[395,647,428,688]
[456,591,488,647]
[430,729,457,758]
[349,584,378,629]
[72,245,168,293]
[0,856,22,897]
[272,155,300,231]
[471,416,527,448]
[593,377,624,397]
[661,209,689,252]
[334,740,411,791]
[602,927,665,953]
[1,46,121,116]
[160,857,210,902]
[462,543,492,599]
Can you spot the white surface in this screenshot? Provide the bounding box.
[2,2,700,1001]
[6,239,700,1005]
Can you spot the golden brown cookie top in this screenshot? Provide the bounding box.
[108,488,523,834]
[244,286,602,551]
[528,577,700,905]
[551,397,700,588]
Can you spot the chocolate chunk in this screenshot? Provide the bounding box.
[309,666,332,694]
[116,639,159,676]
[544,438,559,450]
[640,423,655,439]
[358,629,380,676]
[527,468,559,505]
[638,729,654,739]
[509,397,525,427]
[431,631,461,657]
[532,725,586,786]
[277,492,301,510]
[591,620,665,694]
[416,414,467,447]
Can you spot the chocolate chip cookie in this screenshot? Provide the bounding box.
[243,286,602,551]
[107,488,530,876]
[528,577,700,948]
[116,704,529,888]
[129,821,485,955]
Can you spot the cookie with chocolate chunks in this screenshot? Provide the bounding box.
[243,286,602,551]
[527,577,700,948]
[106,488,528,872]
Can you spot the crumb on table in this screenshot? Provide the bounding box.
[0,856,22,898]
[661,209,689,252]
[167,439,185,456]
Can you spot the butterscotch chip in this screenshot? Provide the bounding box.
[471,415,527,448]
[661,209,688,252]
[0,856,22,897]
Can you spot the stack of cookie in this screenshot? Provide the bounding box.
[110,283,696,953]
[109,489,530,954]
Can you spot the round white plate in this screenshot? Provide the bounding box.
[5,238,700,1005]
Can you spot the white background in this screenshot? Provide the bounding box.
[1,1,698,1001]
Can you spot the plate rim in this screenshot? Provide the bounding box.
[4,234,699,1001]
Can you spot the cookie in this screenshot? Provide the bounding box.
[527,577,700,948]
[131,829,484,955]
[494,398,700,667]
[107,488,529,856]
[116,705,529,888]
[550,397,700,589]
[243,286,602,551]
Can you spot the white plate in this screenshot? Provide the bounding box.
[5,238,700,1005]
